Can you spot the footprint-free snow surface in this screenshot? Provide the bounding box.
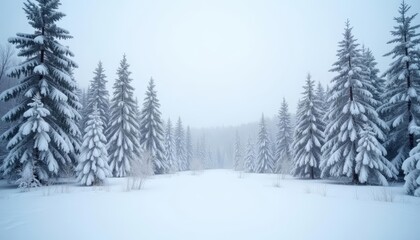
[0,169,419,240]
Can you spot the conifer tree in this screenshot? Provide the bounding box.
[244,137,256,173]
[76,104,111,186]
[403,128,420,196]
[379,1,420,173]
[255,114,274,173]
[0,0,80,186]
[175,117,187,171]
[233,131,243,171]
[185,126,193,170]
[139,78,167,174]
[163,119,176,172]
[86,61,110,133]
[108,55,141,177]
[355,125,396,185]
[315,82,328,117]
[321,21,388,184]
[292,74,324,179]
[274,98,293,173]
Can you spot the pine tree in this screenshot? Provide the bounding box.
[361,47,385,108]
[315,82,329,117]
[78,87,89,131]
[233,131,243,170]
[403,127,420,196]
[274,98,293,173]
[379,1,420,174]
[108,55,141,177]
[163,119,176,172]
[185,126,193,170]
[255,114,274,173]
[244,137,256,173]
[292,74,324,179]
[76,104,111,186]
[175,117,187,171]
[321,21,388,184]
[355,125,396,185]
[0,0,80,186]
[86,61,110,133]
[139,78,167,174]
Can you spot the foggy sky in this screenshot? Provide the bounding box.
[1,0,419,128]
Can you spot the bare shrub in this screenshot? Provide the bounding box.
[371,188,395,202]
[125,151,154,191]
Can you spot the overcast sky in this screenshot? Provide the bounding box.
[1,0,419,128]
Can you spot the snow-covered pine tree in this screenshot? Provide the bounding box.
[361,47,385,108]
[315,82,329,117]
[233,131,243,171]
[175,117,187,171]
[78,87,89,131]
[379,1,420,174]
[255,114,274,173]
[185,126,193,170]
[139,78,167,174]
[108,55,141,177]
[291,74,324,179]
[244,137,256,173]
[0,0,81,186]
[76,104,111,186]
[86,61,110,133]
[321,21,388,184]
[403,127,420,196]
[355,125,396,185]
[274,98,293,173]
[163,118,176,172]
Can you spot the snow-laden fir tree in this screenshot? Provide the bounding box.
[361,47,385,108]
[139,78,167,174]
[233,131,243,171]
[185,126,193,170]
[163,119,176,172]
[274,98,293,173]
[321,21,388,184]
[76,104,111,186]
[175,117,187,171]
[244,137,256,173]
[291,74,324,179]
[108,55,141,177]
[0,0,80,186]
[402,127,420,196]
[315,82,328,117]
[355,125,396,185]
[255,114,274,173]
[379,1,420,174]
[86,61,110,133]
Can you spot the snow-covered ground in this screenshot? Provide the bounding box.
[0,169,419,240]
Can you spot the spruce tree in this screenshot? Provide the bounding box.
[361,47,385,108]
[185,126,193,170]
[86,61,110,133]
[274,98,293,173]
[139,78,167,174]
[292,74,324,179]
[255,114,274,173]
[403,128,420,196]
[76,104,111,186]
[355,125,396,185]
[379,1,420,173]
[175,117,187,171]
[108,55,141,177]
[244,137,256,173]
[163,119,176,172]
[0,0,80,186]
[233,131,243,171]
[315,82,328,117]
[321,21,388,184]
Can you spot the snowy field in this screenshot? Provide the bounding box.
[0,169,419,240]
